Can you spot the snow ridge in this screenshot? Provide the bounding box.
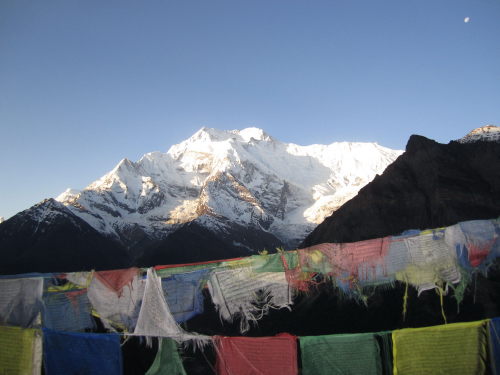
[458,125,500,143]
[55,127,403,249]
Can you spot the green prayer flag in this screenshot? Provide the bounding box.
[155,263,218,278]
[251,252,285,272]
[392,320,488,375]
[0,325,42,375]
[300,332,383,375]
[145,338,187,375]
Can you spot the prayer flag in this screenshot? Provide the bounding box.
[0,325,42,375]
[145,338,187,375]
[392,320,488,375]
[215,333,298,375]
[43,328,123,375]
[489,318,500,375]
[161,269,209,323]
[300,332,384,375]
[42,289,95,331]
[0,277,43,327]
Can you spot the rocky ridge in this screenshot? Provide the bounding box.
[302,125,500,246]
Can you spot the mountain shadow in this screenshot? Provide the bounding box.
[135,217,284,267]
[0,199,131,274]
[302,135,500,247]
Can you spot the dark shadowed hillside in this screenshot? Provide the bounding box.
[136,219,282,267]
[0,199,131,274]
[0,199,281,274]
[302,135,500,247]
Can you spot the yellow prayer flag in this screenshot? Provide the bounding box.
[393,320,488,375]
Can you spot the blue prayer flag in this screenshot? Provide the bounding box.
[43,328,123,375]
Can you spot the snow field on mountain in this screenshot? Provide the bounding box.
[56,127,403,249]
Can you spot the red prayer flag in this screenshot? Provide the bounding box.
[94,267,139,296]
[215,333,298,375]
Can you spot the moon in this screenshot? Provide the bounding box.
[464,17,470,23]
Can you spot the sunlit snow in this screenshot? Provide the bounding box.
[55,127,403,248]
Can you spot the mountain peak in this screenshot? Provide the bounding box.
[113,158,137,172]
[233,127,272,142]
[458,124,500,143]
[186,127,272,144]
[191,127,227,142]
[56,188,81,202]
[21,198,75,224]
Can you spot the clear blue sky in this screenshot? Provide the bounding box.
[1,0,499,219]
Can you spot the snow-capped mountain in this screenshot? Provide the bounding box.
[55,127,402,252]
[457,124,500,143]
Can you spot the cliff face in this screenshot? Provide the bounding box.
[302,135,500,247]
